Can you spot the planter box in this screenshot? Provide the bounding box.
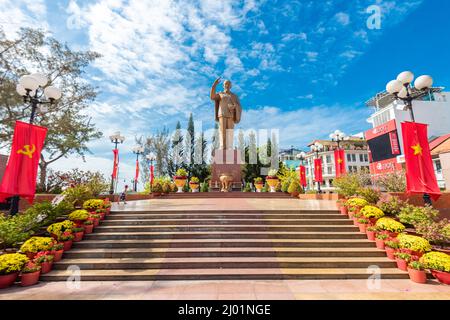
[298,194,341,200]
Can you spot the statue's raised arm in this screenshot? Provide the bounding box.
[210,77,221,101]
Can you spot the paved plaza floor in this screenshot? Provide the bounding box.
[0,279,449,300]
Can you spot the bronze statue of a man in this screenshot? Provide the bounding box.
[210,78,242,150]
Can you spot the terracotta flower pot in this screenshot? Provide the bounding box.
[358,223,367,233]
[348,211,354,219]
[0,272,19,289]
[385,247,396,260]
[20,271,41,287]
[375,238,385,250]
[63,240,73,251]
[52,250,64,262]
[99,212,105,220]
[407,268,427,284]
[366,230,376,241]
[396,258,408,271]
[40,261,53,274]
[336,200,342,209]
[368,218,378,226]
[73,231,84,242]
[83,224,94,234]
[431,270,450,285]
[352,217,359,226]
[340,206,348,215]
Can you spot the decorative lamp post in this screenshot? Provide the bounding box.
[296,151,306,165]
[385,71,434,205]
[146,152,156,189]
[11,73,61,215]
[329,130,346,150]
[109,131,125,195]
[132,146,144,192]
[311,142,324,193]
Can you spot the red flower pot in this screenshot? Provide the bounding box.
[40,261,53,274]
[20,271,41,287]
[366,230,376,241]
[375,238,385,250]
[348,211,354,219]
[25,252,37,260]
[408,268,427,284]
[385,247,396,260]
[99,212,105,220]
[352,217,359,226]
[52,250,64,262]
[340,206,348,215]
[63,240,73,251]
[358,223,367,233]
[93,218,100,227]
[368,218,378,226]
[73,220,84,227]
[431,270,450,285]
[0,272,18,289]
[73,231,84,242]
[396,258,408,271]
[83,224,94,234]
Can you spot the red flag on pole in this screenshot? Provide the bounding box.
[299,165,307,187]
[112,149,119,179]
[401,121,441,201]
[135,159,139,181]
[314,158,323,183]
[334,149,346,178]
[0,121,47,203]
[150,164,154,185]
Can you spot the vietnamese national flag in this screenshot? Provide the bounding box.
[334,149,346,177]
[135,159,140,181]
[0,121,47,203]
[314,158,323,183]
[112,149,119,179]
[299,165,307,187]
[401,121,441,201]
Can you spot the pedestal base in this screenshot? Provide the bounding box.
[210,149,243,191]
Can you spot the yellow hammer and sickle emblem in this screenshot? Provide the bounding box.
[17,144,36,159]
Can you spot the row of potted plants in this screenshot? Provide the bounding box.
[0,198,111,289]
[339,198,450,285]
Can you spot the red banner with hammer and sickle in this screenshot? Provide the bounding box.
[0,121,48,203]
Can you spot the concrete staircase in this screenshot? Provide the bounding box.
[41,208,408,281]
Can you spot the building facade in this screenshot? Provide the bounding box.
[300,138,370,193]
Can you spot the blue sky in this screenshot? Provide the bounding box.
[1,0,449,186]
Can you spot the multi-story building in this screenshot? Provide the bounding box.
[300,138,370,193]
[279,146,302,170]
[365,88,450,180]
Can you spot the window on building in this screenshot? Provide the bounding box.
[351,154,356,162]
[326,155,332,164]
[359,154,364,162]
[364,154,368,162]
[435,160,442,173]
[329,179,334,187]
[347,154,352,162]
[327,166,332,174]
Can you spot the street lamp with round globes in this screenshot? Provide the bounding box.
[329,130,346,149]
[385,70,434,122]
[109,131,126,194]
[385,71,436,206]
[10,73,62,216]
[310,142,323,193]
[146,152,157,188]
[132,146,145,192]
[296,151,307,165]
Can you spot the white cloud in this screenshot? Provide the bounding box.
[0,0,48,37]
[281,32,307,42]
[334,12,350,26]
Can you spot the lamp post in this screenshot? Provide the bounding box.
[385,71,434,206]
[146,153,156,189]
[329,130,346,150]
[11,73,61,215]
[132,146,144,192]
[296,151,306,166]
[311,142,323,193]
[109,131,125,195]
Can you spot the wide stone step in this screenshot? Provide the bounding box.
[52,257,397,270]
[106,213,345,220]
[74,239,375,248]
[64,247,387,259]
[93,225,358,232]
[109,210,339,215]
[41,268,409,281]
[83,231,367,240]
[101,219,352,226]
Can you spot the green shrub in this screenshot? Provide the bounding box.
[288,180,301,194]
[0,214,34,250]
[200,182,209,192]
[377,196,407,217]
[243,182,252,192]
[357,187,381,204]
[398,204,439,227]
[175,168,188,177]
[63,185,93,207]
[332,174,361,198]
[0,253,29,275]
[415,219,450,247]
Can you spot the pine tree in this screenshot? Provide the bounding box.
[167,121,184,176]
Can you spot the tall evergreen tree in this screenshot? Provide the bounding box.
[186,113,195,167]
[167,121,184,176]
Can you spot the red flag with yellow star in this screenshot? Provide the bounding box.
[299,165,307,187]
[334,149,346,177]
[0,121,48,203]
[314,158,323,183]
[401,121,441,201]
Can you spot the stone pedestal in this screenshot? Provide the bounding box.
[210,149,243,191]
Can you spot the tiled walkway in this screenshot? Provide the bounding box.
[0,279,449,300]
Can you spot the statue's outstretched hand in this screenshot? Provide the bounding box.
[213,77,221,86]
